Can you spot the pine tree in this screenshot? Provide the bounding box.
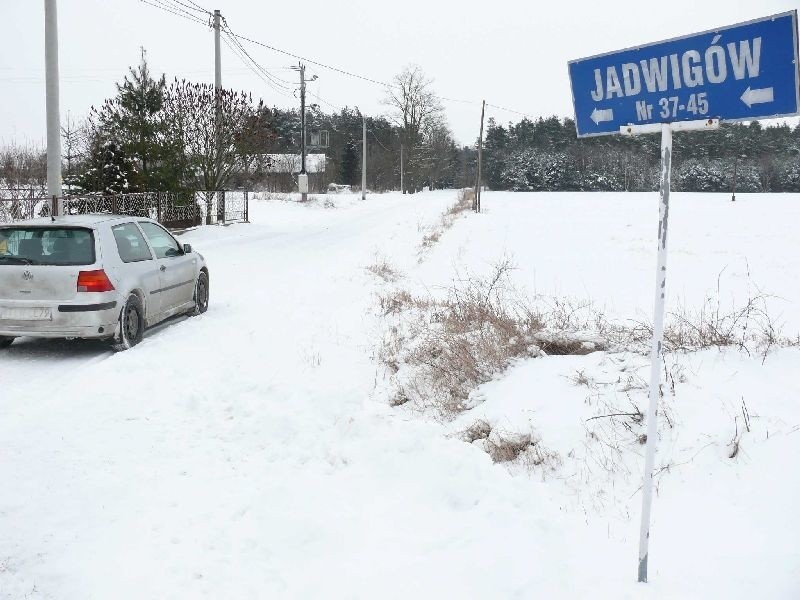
[91,48,174,190]
[74,141,137,194]
[339,137,358,186]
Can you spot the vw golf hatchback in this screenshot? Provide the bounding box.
[0,215,209,351]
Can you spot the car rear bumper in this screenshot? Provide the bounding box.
[0,298,119,339]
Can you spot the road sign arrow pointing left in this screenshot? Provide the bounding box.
[591,108,614,125]
[740,86,775,107]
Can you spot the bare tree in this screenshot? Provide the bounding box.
[61,113,86,193]
[383,65,444,193]
[161,79,269,221]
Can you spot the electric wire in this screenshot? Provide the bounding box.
[222,31,292,92]
[139,0,208,26]
[220,34,294,100]
[139,1,539,123]
[221,20,295,88]
[147,0,209,23]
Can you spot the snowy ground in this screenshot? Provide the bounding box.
[1,190,798,599]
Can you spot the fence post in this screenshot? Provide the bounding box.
[157,193,163,223]
[218,190,226,225]
[244,190,249,222]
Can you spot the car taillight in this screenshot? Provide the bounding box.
[77,270,115,293]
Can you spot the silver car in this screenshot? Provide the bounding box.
[0,214,209,351]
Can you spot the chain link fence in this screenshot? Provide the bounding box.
[0,190,249,229]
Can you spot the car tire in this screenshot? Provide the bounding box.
[112,293,145,352]
[190,271,209,316]
[0,336,14,349]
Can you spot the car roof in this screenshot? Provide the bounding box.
[1,214,155,228]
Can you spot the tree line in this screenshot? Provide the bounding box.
[483,115,800,193]
[1,51,798,196]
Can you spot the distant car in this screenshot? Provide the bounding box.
[0,215,209,351]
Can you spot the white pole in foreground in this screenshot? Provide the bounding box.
[638,121,672,583]
[362,117,367,200]
[44,0,62,214]
[213,10,221,90]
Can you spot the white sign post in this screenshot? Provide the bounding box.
[621,118,718,582]
[571,11,799,583]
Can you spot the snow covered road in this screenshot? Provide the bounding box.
[2,191,798,599]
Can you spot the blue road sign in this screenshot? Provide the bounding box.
[568,11,800,137]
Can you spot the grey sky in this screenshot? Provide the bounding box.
[1,0,797,146]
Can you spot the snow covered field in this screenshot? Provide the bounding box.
[1,190,798,599]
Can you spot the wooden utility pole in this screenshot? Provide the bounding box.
[362,117,367,200]
[474,100,486,212]
[400,144,404,194]
[300,63,307,201]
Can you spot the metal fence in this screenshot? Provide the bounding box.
[0,190,249,229]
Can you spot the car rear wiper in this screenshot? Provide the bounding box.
[0,256,37,265]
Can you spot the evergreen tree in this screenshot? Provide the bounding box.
[339,137,359,186]
[91,49,176,190]
[74,141,137,194]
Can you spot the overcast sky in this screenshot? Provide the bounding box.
[1,0,797,146]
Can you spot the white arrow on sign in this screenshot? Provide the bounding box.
[740,86,774,108]
[591,107,614,125]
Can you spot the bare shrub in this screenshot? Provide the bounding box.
[378,256,795,423]
[570,369,591,387]
[485,431,532,463]
[366,259,403,283]
[420,230,441,249]
[461,419,492,443]
[616,292,797,357]
[378,290,417,315]
[418,189,474,253]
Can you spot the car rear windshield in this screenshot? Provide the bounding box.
[0,227,95,266]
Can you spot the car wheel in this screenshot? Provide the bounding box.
[112,293,145,352]
[191,271,209,316]
[0,336,15,349]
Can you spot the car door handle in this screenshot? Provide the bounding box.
[160,265,166,272]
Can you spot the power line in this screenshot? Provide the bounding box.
[221,19,294,88]
[138,2,540,123]
[220,35,288,97]
[167,0,210,15]
[225,30,392,89]
[221,31,291,91]
[148,0,209,23]
[485,102,538,120]
[181,0,210,12]
[139,0,208,26]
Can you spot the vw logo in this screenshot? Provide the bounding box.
[22,270,33,281]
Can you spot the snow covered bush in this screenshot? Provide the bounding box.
[581,171,623,192]
[777,161,800,192]
[677,160,727,192]
[734,164,763,193]
[500,151,580,192]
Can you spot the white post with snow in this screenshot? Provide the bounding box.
[621,117,718,584]
[362,117,367,200]
[44,0,62,215]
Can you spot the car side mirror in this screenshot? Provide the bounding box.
[183,244,192,254]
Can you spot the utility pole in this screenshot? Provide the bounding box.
[474,99,486,213]
[213,10,221,90]
[44,0,62,215]
[213,9,222,223]
[299,63,307,201]
[291,63,317,202]
[362,117,367,200]
[400,144,404,194]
